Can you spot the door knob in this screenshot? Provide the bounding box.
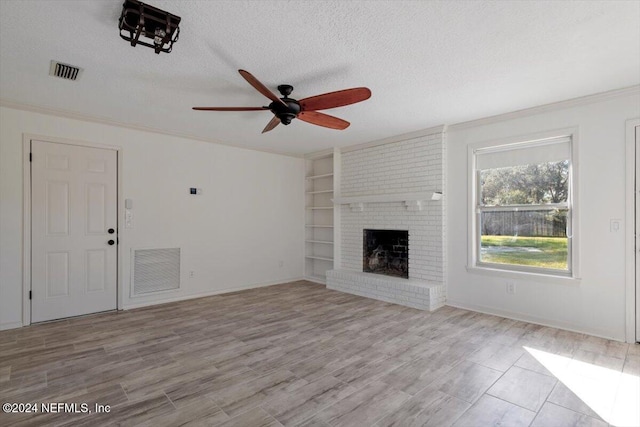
[108,240,115,245]
[108,228,115,234]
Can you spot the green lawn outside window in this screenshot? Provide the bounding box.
[480,235,568,270]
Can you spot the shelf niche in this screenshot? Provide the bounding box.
[304,153,335,284]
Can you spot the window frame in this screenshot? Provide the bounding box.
[467,129,580,280]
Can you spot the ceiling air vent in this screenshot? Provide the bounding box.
[49,60,83,81]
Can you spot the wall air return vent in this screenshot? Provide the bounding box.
[49,60,83,81]
[132,248,180,296]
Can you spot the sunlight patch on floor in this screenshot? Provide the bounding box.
[524,346,639,426]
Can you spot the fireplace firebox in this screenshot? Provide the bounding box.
[363,229,408,278]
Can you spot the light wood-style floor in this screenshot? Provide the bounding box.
[0,281,637,427]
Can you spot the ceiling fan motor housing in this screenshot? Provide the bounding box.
[269,98,300,125]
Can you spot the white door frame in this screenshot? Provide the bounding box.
[22,133,124,326]
[625,119,640,343]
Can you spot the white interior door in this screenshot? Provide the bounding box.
[31,140,117,323]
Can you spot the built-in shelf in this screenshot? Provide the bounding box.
[306,189,333,194]
[305,274,326,284]
[305,255,334,262]
[306,173,333,180]
[305,153,335,282]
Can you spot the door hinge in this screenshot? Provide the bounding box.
[29,290,32,300]
[29,153,32,162]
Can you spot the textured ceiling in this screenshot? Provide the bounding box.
[1,1,638,155]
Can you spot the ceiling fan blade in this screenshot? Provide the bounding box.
[192,107,268,111]
[297,111,350,130]
[262,116,281,133]
[238,69,287,107]
[299,87,371,111]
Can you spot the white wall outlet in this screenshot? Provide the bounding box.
[506,281,516,294]
[278,260,284,268]
[189,271,195,278]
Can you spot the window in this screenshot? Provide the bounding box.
[471,135,574,276]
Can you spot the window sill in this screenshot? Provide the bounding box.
[466,265,581,285]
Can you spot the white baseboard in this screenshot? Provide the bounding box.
[0,321,23,331]
[122,277,305,310]
[446,299,624,343]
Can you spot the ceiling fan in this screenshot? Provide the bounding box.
[193,69,371,133]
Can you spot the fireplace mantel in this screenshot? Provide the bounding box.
[332,192,440,212]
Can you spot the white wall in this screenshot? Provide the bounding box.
[446,92,639,341]
[0,106,305,330]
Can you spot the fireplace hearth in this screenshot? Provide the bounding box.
[363,229,408,278]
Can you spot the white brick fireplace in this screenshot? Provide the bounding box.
[327,128,447,311]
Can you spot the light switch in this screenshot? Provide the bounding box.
[610,219,621,232]
[125,210,133,229]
